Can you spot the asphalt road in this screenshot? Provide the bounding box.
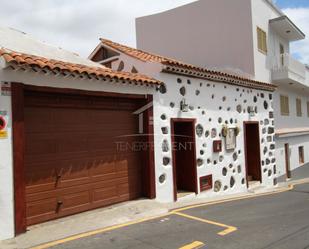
[47,183,309,249]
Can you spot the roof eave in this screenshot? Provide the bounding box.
[161,64,277,92]
[88,43,103,60]
[269,15,306,41]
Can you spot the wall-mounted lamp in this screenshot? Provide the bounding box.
[247,106,255,117]
[180,98,189,112]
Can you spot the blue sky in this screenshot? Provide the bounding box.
[276,0,309,8]
[278,1,309,63]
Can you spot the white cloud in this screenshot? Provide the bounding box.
[1,1,307,64]
[0,0,196,57]
[282,7,309,64]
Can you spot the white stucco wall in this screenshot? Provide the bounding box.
[250,0,283,83]
[136,0,255,77]
[151,73,275,202]
[106,49,276,202]
[274,84,309,178]
[274,85,309,129]
[276,134,309,179]
[0,88,14,240]
[250,0,309,180]
[0,67,156,240]
[107,51,162,78]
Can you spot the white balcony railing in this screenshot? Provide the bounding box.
[272,53,306,85]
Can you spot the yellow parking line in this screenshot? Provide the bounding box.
[30,180,309,249]
[179,241,205,249]
[172,184,295,213]
[172,211,237,236]
[31,214,171,249]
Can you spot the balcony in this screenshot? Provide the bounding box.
[269,16,305,42]
[271,53,307,86]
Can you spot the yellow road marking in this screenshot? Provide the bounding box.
[30,180,309,249]
[172,211,237,236]
[172,184,295,213]
[31,214,171,249]
[179,241,205,249]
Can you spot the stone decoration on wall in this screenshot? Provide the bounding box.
[196,124,204,137]
[159,84,167,94]
[162,140,169,152]
[159,174,166,184]
[153,75,275,202]
[180,86,186,96]
[214,180,222,192]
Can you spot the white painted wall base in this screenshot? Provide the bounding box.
[275,134,309,179]
[0,92,15,240]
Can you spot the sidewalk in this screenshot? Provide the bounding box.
[1,178,308,249]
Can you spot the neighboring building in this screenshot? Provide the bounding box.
[135,0,309,182]
[89,39,277,206]
[0,26,160,240]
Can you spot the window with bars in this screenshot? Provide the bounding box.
[296,98,302,117]
[257,27,267,54]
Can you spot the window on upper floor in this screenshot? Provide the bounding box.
[307,101,309,117]
[257,27,267,54]
[296,98,302,117]
[280,95,289,116]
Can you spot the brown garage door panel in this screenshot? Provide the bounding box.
[26,170,140,199]
[25,91,145,226]
[26,198,57,222]
[60,191,91,211]
[26,161,141,195]
[93,186,118,202]
[25,131,139,158]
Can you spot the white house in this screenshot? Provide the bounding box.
[0,1,294,239]
[89,39,277,206]
[135,0,309,183]
[0,26,160,240]
[0,25,276,241]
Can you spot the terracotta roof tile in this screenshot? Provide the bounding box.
[101,39,276,91]
[0,48,161,86]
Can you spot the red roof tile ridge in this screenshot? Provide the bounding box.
[100,38,178,63]
[0,47,161,86]
[99,38,276,90]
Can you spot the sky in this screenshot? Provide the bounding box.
[0,0,308,64]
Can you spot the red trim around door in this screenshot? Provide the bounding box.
[243,121,262,188]
[11,83,156,234]
[11,83,27,235]
[171,118,198,201]
[143,95,156,199]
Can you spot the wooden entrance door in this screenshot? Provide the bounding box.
[285,143,291,179]
[244,122,262,185]
[171,119,197,201]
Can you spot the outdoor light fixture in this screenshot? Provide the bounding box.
[248,106,255,116]
[180,98,189,112]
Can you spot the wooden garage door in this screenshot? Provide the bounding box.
[24,91,144,225]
